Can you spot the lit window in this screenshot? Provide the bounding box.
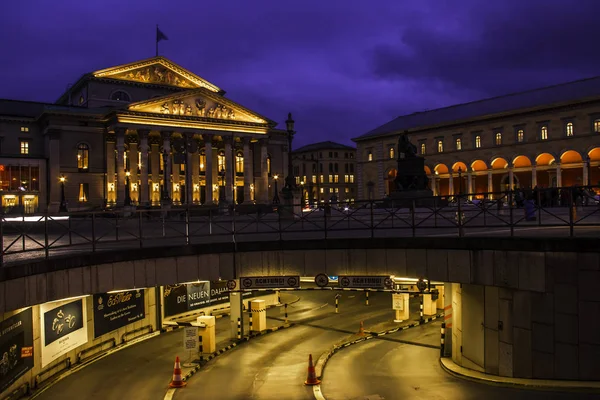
[235,151,244,174]
[344,174,349,183]
[541,126,548,140]
[20,141,29,155]
[389,147,395,159]
[334,188,339,193]
[420,143,426,155]
[79,96,84,105]
[199,151,206,173]
[475,135,481,148]
[517,129,524,142]
[111,91,131,102]
[495,132,502,145]
[566,122,574,137]
[437,140,443,153]
[334,175,339,183]
[320,175,324,183]
[217,150,226,171]
[345,187,349,193]
[329,188,334,193]
[20,126,29,132]
[77,143,89,170]
[320,187,324,194]
[328,174,333,183]
[455,138,462,150]
[594,119,600,133]
[367,151,373,161]
[78,183,89,202]
[312,175,316,184]
[349,174,355,183]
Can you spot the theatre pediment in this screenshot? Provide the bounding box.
[92,56,221,92]
[128,90,268,124]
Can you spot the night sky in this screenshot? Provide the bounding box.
[1,0,599,148]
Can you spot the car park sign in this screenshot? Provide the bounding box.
[338,275,393,289]
[240,276,300,289]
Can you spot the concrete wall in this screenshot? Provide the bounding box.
[1,287,158,396]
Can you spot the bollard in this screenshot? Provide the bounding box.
[199,335,204,361]
[440,322,445,357]
[277,290,281,305]
[365,291,369,306]
[249,311,253,334]
[335,294,340,313]
[419,294,424,324]
[237,317,241,340]
[284,303,288,324]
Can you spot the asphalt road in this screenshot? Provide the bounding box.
[173,291,427,400]
[321,321,600,400]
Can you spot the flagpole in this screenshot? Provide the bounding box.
[156,24,159,57]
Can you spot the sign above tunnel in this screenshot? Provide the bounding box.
[240,276,300,289]
[338,275,393,290]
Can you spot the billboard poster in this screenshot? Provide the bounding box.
[40,298,88,368]
[93,290,145,338]
[0,308,33,393]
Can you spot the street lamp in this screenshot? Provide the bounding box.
[272,174,280,205]
[218,167,226,203]
[458,167,463,195]
[284,112,296,192]
[59,175,68,212]
[161,149,171,206]
[300,180,305,206]
[124,171,132,207]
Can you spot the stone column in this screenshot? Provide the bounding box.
[150,138,160,205]
[243,137,253,203]
[105,132,116,205]
[259,139,269,203]
[161,131,172,204]
[191,136,200,204]
[185,133,195,205]
[556,163,562,187]
[47,129,62,211]
[487,171,493,199]
[224,136,234,203]
[172,148,181,204]
[127,137,139,204]
[448,173,454,196]
[531,164,537,188]
[467,170,473,199]
[508,167,514,191]
[139,129,150,206]
[204,136,214,204]
[116,128,126,206]
[583,158,589,186]
[429,176,437,196]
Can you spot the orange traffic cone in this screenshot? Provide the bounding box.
[169,356,186,388]
[358,321,365,337]
[304,354,321,385]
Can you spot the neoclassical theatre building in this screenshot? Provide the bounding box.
[353,77,600,200]
[0,57,289,213]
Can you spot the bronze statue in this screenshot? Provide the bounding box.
[397,132,417,159]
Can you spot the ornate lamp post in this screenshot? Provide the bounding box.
[218,167,226,204]
[124,171,132,207]
[300,180,305,207]
[161,149,171,205]
[283,113,296,196]
[458,167,463,196]
[272,174,280,205]
[59,175,68,212]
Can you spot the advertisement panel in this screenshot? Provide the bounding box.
[92,290,145,338]
[0,308,33,393]
[40,298,88,368]
[163,282,274,318]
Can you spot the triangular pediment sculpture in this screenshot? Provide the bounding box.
[127,89,269,124]
[92,56,221,92]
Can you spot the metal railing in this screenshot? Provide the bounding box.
[1,186,598,267]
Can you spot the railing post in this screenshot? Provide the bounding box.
[370,200,374,239]
[44,209,49,260]
[324,203,328,239]
[209,208,213,236]
[185,205,190,246]
[278,207,282,241]
[138,210,143,248]
[91,212,96,253]
[509,191,514,237]
[115,212,119,242]
[68,214,73,246]
[569,187,574,238]
[232,203,236,244]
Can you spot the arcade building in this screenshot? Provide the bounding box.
[353,76,600,200]
[0,57,290,213]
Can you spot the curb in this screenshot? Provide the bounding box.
[181,323,295,382]
[313,312,443,399]
[439,357,600,393]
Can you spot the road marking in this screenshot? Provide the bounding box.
[313,384,326,400]
[163,388,176,400]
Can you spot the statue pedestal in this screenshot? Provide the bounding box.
[387,189,435,208]
[279,188,301,220]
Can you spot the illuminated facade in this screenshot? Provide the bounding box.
[291,141,356,204]
[0,57,289,212]
[354,77,600,199]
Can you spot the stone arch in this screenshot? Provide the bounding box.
[535,152,556,166]
[470,159,488,171]
[452,161,468,173]
[434,163,449,174]
[588,147,600,161]
[490,157,509,170]
[424,165,432,175]
[559,149,583,164]
[512,155,532,168]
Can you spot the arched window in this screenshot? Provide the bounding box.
[235,151,244,174]
[517,129,524,142]
[437,140,444,153]
[267,154,272,175]
[540,126,548,140]
[111,91,131,102]
[475,135,481,148]
[420,143,426,155]
[389,147,395,159]
[594,119,600,133]
[495,132,502,145]
[77,143,89,171]
[199,150,206,174]
[566,122,574,137]
[217,150,226,172]
[367,151,373,161]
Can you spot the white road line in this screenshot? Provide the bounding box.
[163,388,176,400]
[313,384,326,400]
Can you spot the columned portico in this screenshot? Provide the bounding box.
[243,137,253,203]
[224,136,233,203]
[204,136,214,205]
[161,131,172,205]
[139,130,150,206]
[116,128,126,206]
